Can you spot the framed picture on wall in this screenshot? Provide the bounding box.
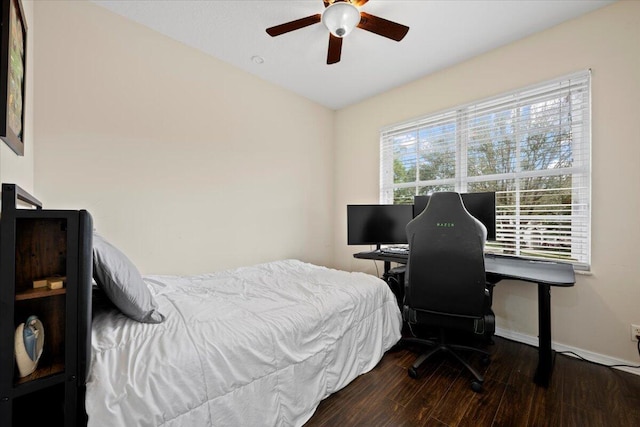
[0,0,26,156]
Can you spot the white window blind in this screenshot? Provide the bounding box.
[380,71,591,269]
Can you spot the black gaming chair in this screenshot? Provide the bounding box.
[402,192,495,392]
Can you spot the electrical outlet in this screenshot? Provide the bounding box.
[631,324,640,342]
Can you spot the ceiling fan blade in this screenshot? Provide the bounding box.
[327,34,343,64]
[266,14,321,37]
[357,11,409,41]
[352,0,370,6]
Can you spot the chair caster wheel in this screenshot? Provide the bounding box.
[471,381,483,393]
[408,367,418,379]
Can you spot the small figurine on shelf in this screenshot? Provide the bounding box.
[14,315,45,377]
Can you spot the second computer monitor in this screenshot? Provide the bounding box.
[413,192,496,241]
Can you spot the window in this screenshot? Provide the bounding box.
[380,71,591,269]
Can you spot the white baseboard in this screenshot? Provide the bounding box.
[495,327,640,377]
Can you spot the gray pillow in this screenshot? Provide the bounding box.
[92,233,165,323]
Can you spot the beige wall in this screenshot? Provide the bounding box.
[334,0,640,364]
[33,1,335,274]
[0,0,34,193]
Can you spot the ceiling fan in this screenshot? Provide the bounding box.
[266,0,410,65]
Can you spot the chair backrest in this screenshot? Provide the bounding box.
[404,192,487,318]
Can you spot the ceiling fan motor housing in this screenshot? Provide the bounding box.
[322,2,361,38]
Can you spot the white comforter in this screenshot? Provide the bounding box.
[86,260,402,426]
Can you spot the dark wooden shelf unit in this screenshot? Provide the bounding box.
[0,184,93,427]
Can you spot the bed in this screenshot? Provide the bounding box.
[85,258,402,426]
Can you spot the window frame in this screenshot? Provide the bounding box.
[380,71,591,270]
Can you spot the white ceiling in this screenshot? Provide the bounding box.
[92,0,614,110]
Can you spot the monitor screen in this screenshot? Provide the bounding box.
[347,204,413,246]
[413,192,496,241]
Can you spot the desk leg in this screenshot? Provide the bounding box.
[534,283,553,387]
[383,261,391,277]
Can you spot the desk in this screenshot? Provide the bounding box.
[353,250,575,387]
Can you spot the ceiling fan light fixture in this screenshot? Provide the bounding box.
[321,2,361,38]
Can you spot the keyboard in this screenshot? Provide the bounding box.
[380,246,409,255]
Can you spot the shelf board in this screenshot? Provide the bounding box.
[15,287,66,301]
[14,361,65,387]
[13,370,66,397]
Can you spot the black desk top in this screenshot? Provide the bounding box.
[353,250,575,287]
[483,253,574,286]
[354,250,407,264]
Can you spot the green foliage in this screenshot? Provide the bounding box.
[419,148,455,181]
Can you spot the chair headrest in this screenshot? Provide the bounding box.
[420,192,468,221]
[408,191,487,244]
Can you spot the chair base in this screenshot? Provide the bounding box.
[402,336,490,393]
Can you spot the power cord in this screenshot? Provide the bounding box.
[557,337,640,370]
[368,245,380,278]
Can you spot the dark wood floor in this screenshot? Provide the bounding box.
[305,336,640,426]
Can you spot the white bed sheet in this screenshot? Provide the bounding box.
[86,259,402,426]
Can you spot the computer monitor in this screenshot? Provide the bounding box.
[347,204,413,248]
[413,192,496,241]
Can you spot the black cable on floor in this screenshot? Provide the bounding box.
[557,350,640,370]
